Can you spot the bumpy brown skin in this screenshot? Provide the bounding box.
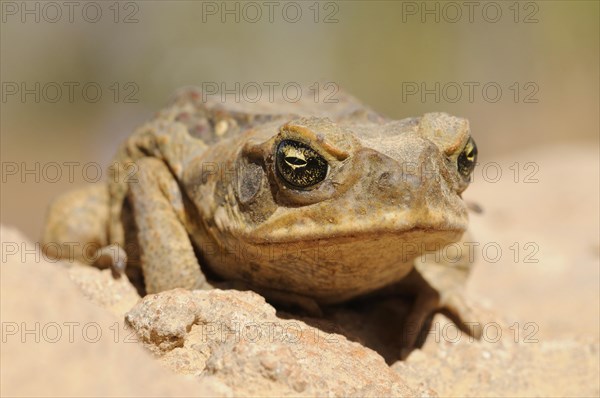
[42,88,481,353]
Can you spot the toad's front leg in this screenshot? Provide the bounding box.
[375,266,482,359]
[128,157,211,294]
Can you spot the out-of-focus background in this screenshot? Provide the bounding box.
[1,1,599,342]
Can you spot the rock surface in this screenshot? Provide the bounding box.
[397,315,599,397]
[125,288,422,397]
[0,226,228,397]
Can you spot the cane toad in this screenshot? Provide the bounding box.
[42,87,480,351]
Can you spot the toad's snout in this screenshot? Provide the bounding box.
[355,142,456,208]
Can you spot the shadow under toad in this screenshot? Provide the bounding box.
[274,294,432,365]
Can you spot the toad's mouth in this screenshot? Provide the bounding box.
[240,205,468,245]
[239,224,466,247]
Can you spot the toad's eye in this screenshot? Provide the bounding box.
[276,140,328,189]
[457,137,478,179]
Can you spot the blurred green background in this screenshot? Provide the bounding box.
[1,0,598,238]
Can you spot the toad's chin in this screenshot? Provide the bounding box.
[207,228,466,304]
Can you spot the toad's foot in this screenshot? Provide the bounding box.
[94,244,128,278]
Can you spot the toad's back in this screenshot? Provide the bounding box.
[162,87,387,145]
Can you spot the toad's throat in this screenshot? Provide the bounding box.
[201,227,465,304]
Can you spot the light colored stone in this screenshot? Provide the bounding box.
[395,314,600,397]
[0,225,227,397]
[68,265,141,317]
[125,288,421,397]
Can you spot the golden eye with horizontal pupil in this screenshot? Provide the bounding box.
[457,137,478,178]
[276,140,328,189]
